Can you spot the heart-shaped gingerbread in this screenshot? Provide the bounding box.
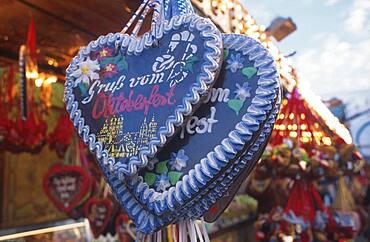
[84,198,113,238]
[204,99,280,222]
[115,213,136,242]
[106,34,280,233]
[65,14,223,176]
[43,164,92,213]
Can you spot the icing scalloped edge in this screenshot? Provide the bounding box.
[127,34,280,219]
[64,13,223,176]
[179,92,281,220]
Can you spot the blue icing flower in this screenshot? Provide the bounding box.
[155,173,171,192]
[169,149,189,171]
[226,53,245,73]
[234,82,252,102]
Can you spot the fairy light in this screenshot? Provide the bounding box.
[26,69,39,79]
[33,73,58,87]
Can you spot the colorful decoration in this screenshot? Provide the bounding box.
[115,213,136,242]
[65,13,223,177]
[84,198,113,238]
[110,34,280,234]
[43,164,92,213]
[64,0,281,239]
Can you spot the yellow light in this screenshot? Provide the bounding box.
[282,235,294,242]
[301,137,310,143]
[301,113,305,120]
[299,160,308,170]
[292,124,298,130]
[289,113,294,120]
[300,124,307,130]
[35,78,44,87]
[45,76,57,84]
[280,124,286,130]
[322,137,332,145]
[288,124,292,130]
[279,114,285,119]
[26,70,39,79]
[227,1,234,9]
[221,3,227,12]
[289,131,297,138]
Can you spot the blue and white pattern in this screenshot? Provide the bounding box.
[234,82,252,101]
[226,53,245,73]
[155,173,171,192]
[121,34,280,232]
[169,149,189,171]
[65,13,223,177]
[65,0,282,235]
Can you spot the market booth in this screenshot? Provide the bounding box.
[1,0,368,241]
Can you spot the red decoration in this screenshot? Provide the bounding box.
[27,16,37,61]
[272,87,331,146]
[84,198,113,238]
[43,164,92,213]
[48,112,75,157]
[5,111,46,153]
[284,180,328,224]
[115,213,133,242]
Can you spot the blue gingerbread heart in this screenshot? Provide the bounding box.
[107,34,281,234]
[65,14,223,176]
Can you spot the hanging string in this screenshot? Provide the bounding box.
[121,0,165,41]
[121,0,151,34]
[200,218,210,242]
[132,0,158,36]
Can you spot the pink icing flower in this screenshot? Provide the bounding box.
[102,63,118,78]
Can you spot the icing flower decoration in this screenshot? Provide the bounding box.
[155,173,171,192]
[169,149,189,171]
[103,63,118,78]
[226,53,245,73]
[99,48,113,58]
[234,82,252,101]
[71,57,100,87]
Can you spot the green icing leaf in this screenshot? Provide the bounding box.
[144,172,156,186]
[186,56,199,63]
[155,161,168,174]
[242,67,257,79]
[224,48,229,59]
[183,63,194,73]
[78,83,88,96]
[228,99,244,115]
[118,57,128,71]
[168,171,183,185]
